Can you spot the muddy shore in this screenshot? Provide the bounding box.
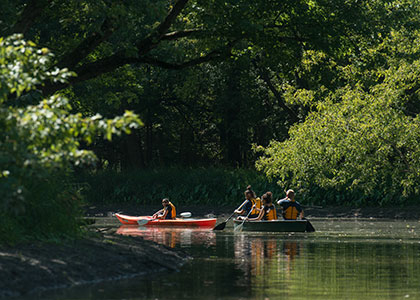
[0,231,188,298]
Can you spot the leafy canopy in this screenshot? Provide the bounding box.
[0,34,142,242]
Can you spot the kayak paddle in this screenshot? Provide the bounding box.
[179,212,192,218]
[213,200,249,231]
[234,204,256,232]
[137,219,149,226]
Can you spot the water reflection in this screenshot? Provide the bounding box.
[33,221,420,300]
[116,225,216,248]
[233,235,302,279]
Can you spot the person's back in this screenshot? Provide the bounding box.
[277,190,303,220]
[164,201,176,219]
[263,203,277,220]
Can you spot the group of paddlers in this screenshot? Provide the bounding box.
[234,185,304,221]
[152,185,304,222]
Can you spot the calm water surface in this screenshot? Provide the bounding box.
[38,219,420,299]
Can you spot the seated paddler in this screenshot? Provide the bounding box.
[152,198,176,220]
[277,189,304,220]
[241,192,277,221]
[234,185,262,218]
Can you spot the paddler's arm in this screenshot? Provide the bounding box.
[234,199,249,215]
[152,208,164,218]
[300,211,304,219]
[158,207,169,220]
[247,208,264,221]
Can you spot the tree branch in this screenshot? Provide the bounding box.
[161,29,202,41]
[254,62,299,121]
[136,0,190,54]
[56,17,115,70]
[139,50,223,70]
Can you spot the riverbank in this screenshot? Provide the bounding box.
[0,230,188,298]
[85,204,420,220]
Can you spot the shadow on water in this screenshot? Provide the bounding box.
[29,219,420,300]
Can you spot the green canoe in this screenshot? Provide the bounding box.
[233,219,308,232]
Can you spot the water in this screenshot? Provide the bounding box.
[34,219,420,299]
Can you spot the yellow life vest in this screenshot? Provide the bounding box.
[251,197,262,215]
[283,202,299,220]
[264,204,277,221]
[167,202,176,219]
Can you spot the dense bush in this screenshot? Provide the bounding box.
[0,35,142,243]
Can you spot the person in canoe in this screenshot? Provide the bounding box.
[152,198,176,220]
[239,192,277,221]
[234,185,262,218]
[277,189,304,220]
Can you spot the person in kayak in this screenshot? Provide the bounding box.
[277,189,304,220]
[240,192,277,221]
[234,185,262,218]
[152,198,176,220]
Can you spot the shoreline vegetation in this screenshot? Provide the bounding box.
[0,230,188,299]
[80,168,420,208]
[86,204,420,221]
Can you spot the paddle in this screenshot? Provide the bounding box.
[179,212,192,218]
[302,217,315,232]
[137,212,192,226]
[213,200,249,231]
[212,211,236,231]
[137,219,149,226]
[234,204,256,232]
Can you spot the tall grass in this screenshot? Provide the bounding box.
[80,168,414,207]
[0,173,84,244]
[80,168,285,206]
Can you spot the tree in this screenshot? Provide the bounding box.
[256,25,420,206]
[0,34,142,242]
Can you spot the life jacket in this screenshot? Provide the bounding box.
[165,202,176,219]
[250,197,262,215]
[263,204,277,221]
[282,200,300,220]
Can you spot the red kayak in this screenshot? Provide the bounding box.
[115,213,217,228]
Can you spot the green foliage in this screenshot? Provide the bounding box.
[256,30,420,206]
[0,35,142,243]
[80,168,285,206]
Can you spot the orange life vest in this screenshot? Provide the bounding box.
[283,201,299,220]
[165,202,176,219]
[263,204,277,220]
[251,197,262,215]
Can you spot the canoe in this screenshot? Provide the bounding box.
[233,219,308,232]
[115,213,217,228]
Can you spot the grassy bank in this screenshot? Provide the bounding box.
[80,168,284,206]
[80,168,420,208]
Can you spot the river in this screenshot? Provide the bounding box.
[32,218,420,299]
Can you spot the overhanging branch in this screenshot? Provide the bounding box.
[161,29,202,41]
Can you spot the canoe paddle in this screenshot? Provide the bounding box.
[213,211,236,231]
[234,204,256,232]
[213,200,249,231]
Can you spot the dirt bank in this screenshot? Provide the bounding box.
[85,204,420,220]
[0,231,188,298]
